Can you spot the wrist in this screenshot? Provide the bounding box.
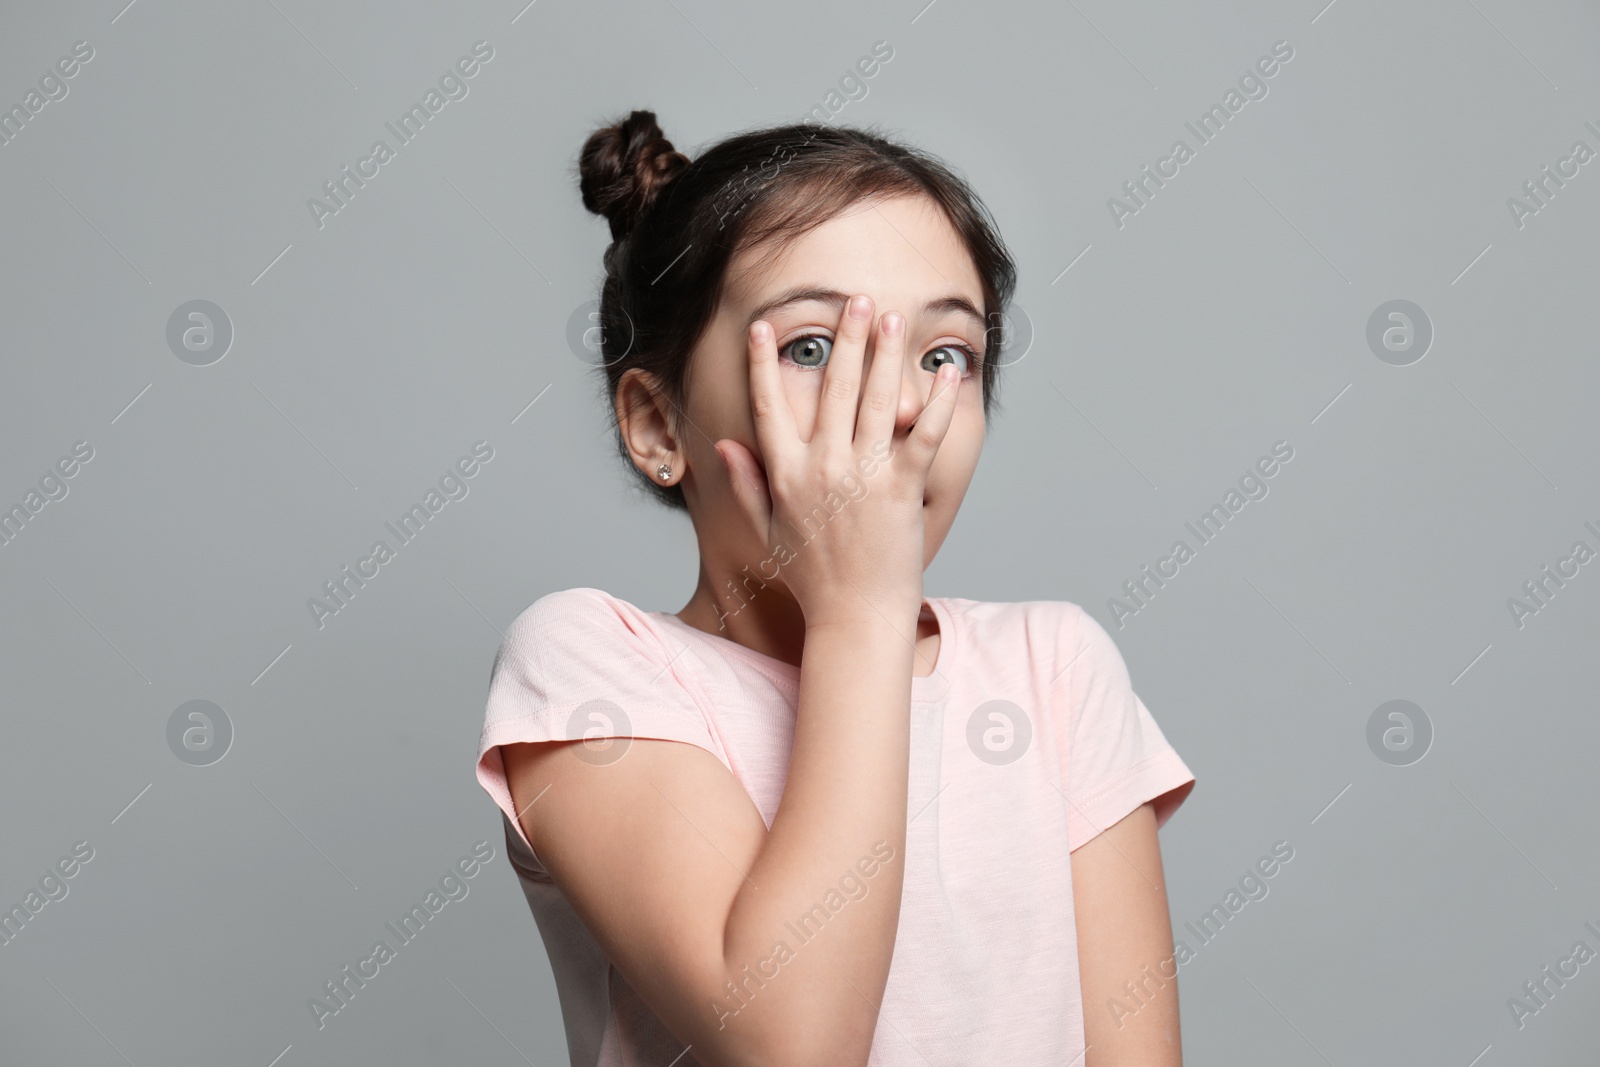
[802,598,923,637]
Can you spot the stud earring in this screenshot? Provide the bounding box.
[657,463,672,482]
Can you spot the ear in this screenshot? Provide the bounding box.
[615,368,682,486]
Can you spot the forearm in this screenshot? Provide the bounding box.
[719,610,917,1063]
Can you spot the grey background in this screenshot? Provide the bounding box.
[2,0,1597,1064]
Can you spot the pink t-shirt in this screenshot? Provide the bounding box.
[475,586,1195,1066]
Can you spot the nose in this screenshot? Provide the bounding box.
[857,328,946,451]
[891,346,933,440]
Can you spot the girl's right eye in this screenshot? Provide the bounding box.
[781,334,832,370]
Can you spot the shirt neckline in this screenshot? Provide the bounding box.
[650,597,956,703]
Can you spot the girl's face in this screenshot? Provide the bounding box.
[676,193,988,576]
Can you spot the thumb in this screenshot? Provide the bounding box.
[715,439,772,535]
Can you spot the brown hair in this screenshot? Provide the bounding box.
[576,109,1018,511]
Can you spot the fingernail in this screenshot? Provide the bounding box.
[883,312,903,336]
[848,295,871,320]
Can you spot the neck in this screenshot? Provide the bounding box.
[675,558,809,669]
[674,558,939,677]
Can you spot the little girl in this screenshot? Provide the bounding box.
[475,110,1195,1067]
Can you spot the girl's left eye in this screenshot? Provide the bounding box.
[921,344,980,379]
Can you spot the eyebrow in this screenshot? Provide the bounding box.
[744,285,987,336]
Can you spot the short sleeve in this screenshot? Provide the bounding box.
[474,588,721,858]
[1059,604,1195,851]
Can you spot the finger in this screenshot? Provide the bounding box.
[746,319,799,471]
[894,362,961,482]
[854,309,904,451]
[813,294,873,446]
[716,439,772,535]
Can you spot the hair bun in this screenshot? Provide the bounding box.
[579,110,690,243]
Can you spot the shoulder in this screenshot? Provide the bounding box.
[491,586,654,676]
[937,595,1093,660]
[509,584,673,638]
[506,585,628,632]
[937,596,1137,696]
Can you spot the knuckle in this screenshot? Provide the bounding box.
[823,375,857,405]
[885,476,921,506]
[859,387,894,416]
[750,391,780,420]
[814,441,849,472]
[912,424,942,452]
